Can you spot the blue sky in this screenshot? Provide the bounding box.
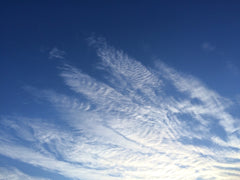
[0,1,240,179]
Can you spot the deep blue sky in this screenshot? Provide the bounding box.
[0,1,240,179]
[1,1,240,111]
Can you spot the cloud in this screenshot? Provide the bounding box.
[48,47,65,59]
[0,167,49,180]
[0,38,240,179]
[155,61,237,133]
[202,42,216,51]
[226,61,239,75]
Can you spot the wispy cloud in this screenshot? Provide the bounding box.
[48,47,65,59]
[155,61,237,133]
[226,61,239,75]
[0,167,49,180]
[0,38,239,179]
[202,42,216,51]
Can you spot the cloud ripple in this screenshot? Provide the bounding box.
[0,38,240,179]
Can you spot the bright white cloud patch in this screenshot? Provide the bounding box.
[0,38,240,180]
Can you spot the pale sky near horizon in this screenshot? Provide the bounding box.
[0,1,240,179]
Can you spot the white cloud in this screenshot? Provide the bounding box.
[0,38,240,179]
[0,167,49,180]
[155,61,238,133]
[48,47,65,59]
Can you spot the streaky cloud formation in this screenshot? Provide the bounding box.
[0,167,49,180]
[0,37,240,179]
[49,47,65,60]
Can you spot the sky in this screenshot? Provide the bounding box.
[0,1,240,180]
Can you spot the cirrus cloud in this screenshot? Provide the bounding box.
[0,38,239,180]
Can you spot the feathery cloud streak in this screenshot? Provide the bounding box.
[0,167,50,180]
[0,38,240,179]
[49,47,65,59]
